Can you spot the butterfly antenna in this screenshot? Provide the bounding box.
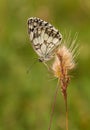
[27,58,38,74]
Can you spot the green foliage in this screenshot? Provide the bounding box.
[0,0,90,130]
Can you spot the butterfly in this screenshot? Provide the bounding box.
[27,17,62,62]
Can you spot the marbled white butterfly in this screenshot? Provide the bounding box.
[28,17,62,62]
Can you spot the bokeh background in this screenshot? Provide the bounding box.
[0,0,90,130]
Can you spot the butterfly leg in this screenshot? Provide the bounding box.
[43,62,51,72]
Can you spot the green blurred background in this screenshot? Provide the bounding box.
[0,0,90,130]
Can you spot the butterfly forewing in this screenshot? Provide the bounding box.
[28,17,62,61]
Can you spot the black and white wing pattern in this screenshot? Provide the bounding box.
[27,17,62,62]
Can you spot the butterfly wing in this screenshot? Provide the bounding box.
[28,17,62,60]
